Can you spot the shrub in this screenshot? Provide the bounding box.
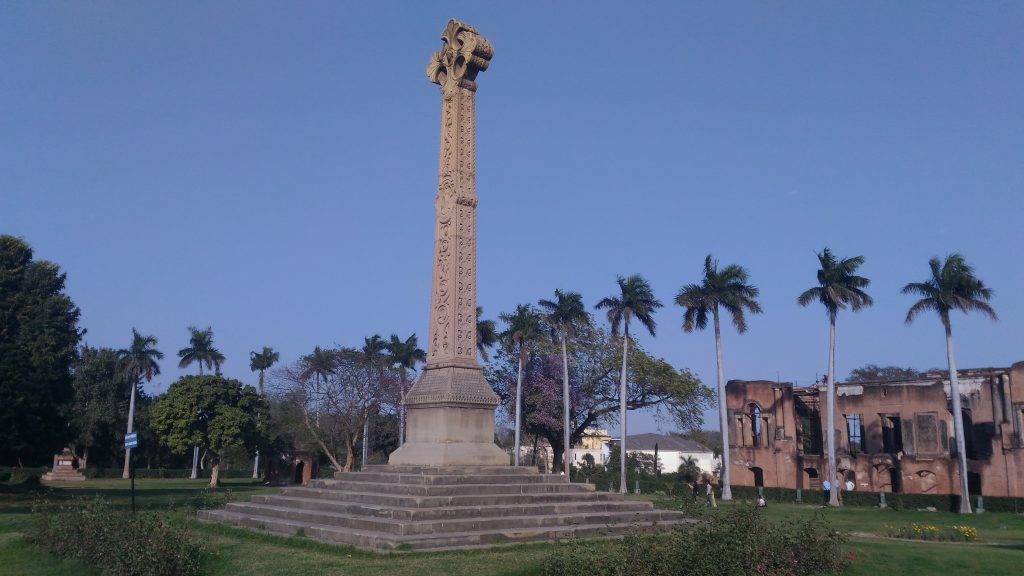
[28,497,205,576]
[542,506,848,576]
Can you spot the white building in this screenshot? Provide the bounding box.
[623,433,719,475]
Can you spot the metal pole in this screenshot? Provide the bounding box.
[130,447,136,514]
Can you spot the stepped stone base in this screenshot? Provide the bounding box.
[42,468,86,482]
[199,465,691,551]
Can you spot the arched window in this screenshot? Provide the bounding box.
[750,404,763,447]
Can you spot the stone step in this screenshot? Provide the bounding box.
[222,501,678,536]
[251,494,654,521]
[199,508,687,551]
[309,478,595,497]
[361,464,534,476]
[332,470,570,486]
[277,486,625,508]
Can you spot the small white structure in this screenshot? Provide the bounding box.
[624,433,719,475]
[569,428,611,467]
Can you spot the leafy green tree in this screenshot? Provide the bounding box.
[538,289,589,475]
[70,346,126,468]
[488,323,711,476]
[248,346,278,478]
[902,253,996,514]
[499,304,542,466]
[846,364,920,382]
[476,306,499,362]
[116,329,163,478]
[176,326,225,375]
[386,333,425,446]
[596,274,662,493]
[0,235,83,465]
[150,375,265,487]
[249,347,279,396]
[798,248,872,506]
[675,255,762,500]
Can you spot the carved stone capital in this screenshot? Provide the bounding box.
[427,19,493,97]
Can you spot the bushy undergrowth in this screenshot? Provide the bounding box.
[542,506,849,576]
[28,497,205,576]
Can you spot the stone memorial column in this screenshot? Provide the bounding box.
[389,20,508,467]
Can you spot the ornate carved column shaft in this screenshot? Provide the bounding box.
[390,19,508,467]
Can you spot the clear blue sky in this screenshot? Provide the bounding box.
[3,2,1022,434]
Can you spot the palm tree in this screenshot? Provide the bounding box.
[675,255,762,501]
[902,253,996,514]
[117,329,163,479]
[798,248,872,506]
[177,326,225,375]
[249,346,279,478]
[538,289,589,476]
[476,306,499,362]
[302,346,336,426]
[387,333,426,446]
[499,304,542,467]
[177,326,225,478]
[596,275,662,493]
[249,347,279,396]
[361,335,388,468]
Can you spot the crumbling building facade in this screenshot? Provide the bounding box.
[725,362,1024,498]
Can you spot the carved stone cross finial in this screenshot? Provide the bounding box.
[427,19,494,97]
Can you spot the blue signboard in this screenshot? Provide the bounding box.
[125,432,138,449]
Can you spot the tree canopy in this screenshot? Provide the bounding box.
[150,375,265,486]
[0,235,83,465]
[846,364,921,383]
[485,322,713,467]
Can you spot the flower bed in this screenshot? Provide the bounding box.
[883,523,978,542]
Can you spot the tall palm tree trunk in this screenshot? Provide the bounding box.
[122,382,137,479]
[362,415,370,468]
[945,316,972,514]
[713,312,732,500]
[619,326,630,494]
[827,313,839,506]
[190,445,199,479]
[561,332,571,476]
[514,347,525,466]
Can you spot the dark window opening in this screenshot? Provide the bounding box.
[968,471,982,496]
[750,466,764,487]
[294,461,305,484]
[750,405,763,447]
[881,415,903,453]
[803,467,820,490]
[846,414,864,454]
[795,397,823,455]
[962,411,977,460]
[888,467,901,493]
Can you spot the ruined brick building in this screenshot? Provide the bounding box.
[726,362,1024,498]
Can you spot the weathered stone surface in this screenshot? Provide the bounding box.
[199,465,690,551]
[389,19,506,467]
[41,447,86,482]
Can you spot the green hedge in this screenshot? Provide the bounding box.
[0,467,47,484]
[81,467,255,479]
[729,484,1024,513]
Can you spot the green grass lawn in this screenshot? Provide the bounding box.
[2,479,1022,575]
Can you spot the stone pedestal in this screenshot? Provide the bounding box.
[42,448,86,482]
[388,20,506,467]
